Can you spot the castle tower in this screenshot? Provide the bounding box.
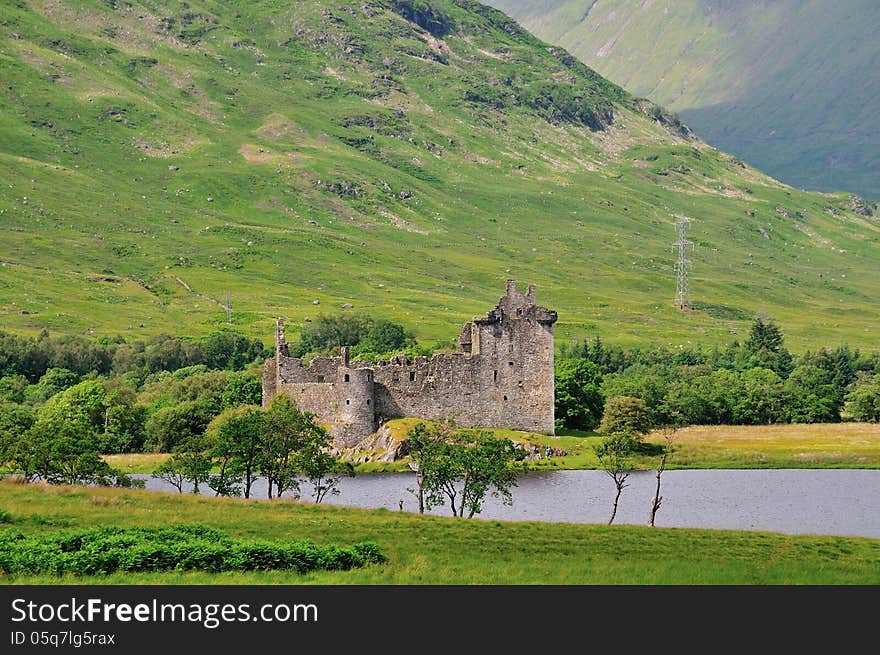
[332,346,377,447]
[458,280,557,434]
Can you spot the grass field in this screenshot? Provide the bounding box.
[0,480,877,584]
[1,1,879,352]
[101,421,880,474]
[526,421,880,470]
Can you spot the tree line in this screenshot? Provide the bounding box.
[555,315,880,431]
[0,329,268,383]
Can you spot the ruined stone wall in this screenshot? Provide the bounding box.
[261,359,277,406]
[277,356,340,384]
[273,382,338,426]
[361,317,554,433]
[262,280,557,443]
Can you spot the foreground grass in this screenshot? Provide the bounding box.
[0,480,878,584]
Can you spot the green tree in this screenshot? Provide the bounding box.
[554,359,605,430]
[593,432,638,525]
[455,433,526,518]
[0,404,35,472]
[733,368,788,424]
[407,422,526,518]
[20,399,133,487]
[152,455,188,493]
[292,314,374,356]
[661,374,713,425]
[841,374,880,422]
[404,420,452,514]
[598,396,653,436]
[602,364,671,425]
[207,405,265,499]
[144,400,215,452]
[260,395,318,499]
[703,369,742,424]
[97,379,146,453]
[296,424,354,503]
[0,374,28,404]
[24,367,79,405]
[196,332,267,371]
[360,319,408,354]
[154,436,213,494]
[785,362,840,423]
[745,315,793,377]
[30,379,147,455]
[222,370,263,409]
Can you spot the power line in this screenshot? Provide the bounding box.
[673,217,694,310]
[225,290,233,325]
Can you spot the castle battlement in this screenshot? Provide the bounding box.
[262,280,557,446]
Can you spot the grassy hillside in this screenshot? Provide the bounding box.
[1,480,878,583]
[1,0,879,352]
[487,0,880,200]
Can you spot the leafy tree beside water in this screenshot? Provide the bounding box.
[593,432,639,525]
[207,405,265,499]
[4,392,136,487]
[298,430,354,504]
[153,437,212,495]
[405,421,527,518]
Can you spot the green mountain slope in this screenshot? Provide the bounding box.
[487,0,880,200]
[0,0,878,351]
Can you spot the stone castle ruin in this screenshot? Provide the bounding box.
[262,280,558,446]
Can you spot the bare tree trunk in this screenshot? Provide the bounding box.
[459,474,470,518]
[608,472,629,525]
[244,465,252,499]
[609,484,622,525]
[445,485,458,517]
[649,429,675,527]
[649,452,667,527]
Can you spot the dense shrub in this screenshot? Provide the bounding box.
[0,525,385,576]
[598,396,653,435]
